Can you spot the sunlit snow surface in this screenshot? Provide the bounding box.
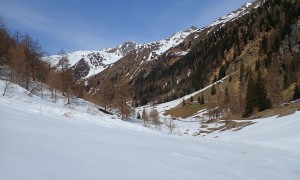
[1,80,300,180]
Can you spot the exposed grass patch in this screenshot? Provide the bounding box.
[249,100,300,119]
[197,120,255,136]
[164,103,207,118]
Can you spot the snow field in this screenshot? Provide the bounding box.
[1,80,300,180]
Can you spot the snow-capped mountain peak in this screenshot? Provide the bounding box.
[45,41,140,79]
[107,41,138,56]
[141,26,199,61]
[45,26,198,79]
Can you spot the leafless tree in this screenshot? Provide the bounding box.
[7,45,26,85]
[150,107,161,130]
[142,108,149,126]
[57,49,74,106]
[100,79,114,111]
[46,70,60,103]
[2,76,10,96]
[114,84,133,120]
[167,118,176,134]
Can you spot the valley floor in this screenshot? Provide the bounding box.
[1,81,300,180]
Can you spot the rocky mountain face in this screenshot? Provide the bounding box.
[46,41,139,80]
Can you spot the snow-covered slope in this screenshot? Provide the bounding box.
[1,80,300,180]
[140,26,198,61]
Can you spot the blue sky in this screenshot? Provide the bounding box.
[0,0,250,55]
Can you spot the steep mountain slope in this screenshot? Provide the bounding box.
[87,0,268,100]
[86,26,198,91]
[129,0,300,112]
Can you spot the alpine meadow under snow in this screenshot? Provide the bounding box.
[1,80,300,180]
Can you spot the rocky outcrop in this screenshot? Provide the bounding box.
[71,58,90,80]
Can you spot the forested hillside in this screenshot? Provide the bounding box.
[132,0,300,117]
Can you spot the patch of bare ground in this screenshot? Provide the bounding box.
[222,121,255,131]
[193,119,254,136]
[203,100,300,135]
[164,103,207,118]
[248,100,300,119]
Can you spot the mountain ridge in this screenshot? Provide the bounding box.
[45,26,198,80]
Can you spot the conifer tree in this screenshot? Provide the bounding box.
[211,84,216,95]
[244,71,272,116]
[255,59,260,70]
[200,92,205,104]
[229,75,232,82]
[243,72,255,117]
[218,65,226,80]
[255,71,271,111]
[260,36,268,55]
[292,83,300,101]
[213,75,218,83]
[224,86,230,104]
[240,61,245,81]
[284,73,289,89]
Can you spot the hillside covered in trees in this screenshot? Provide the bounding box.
[130,0,300,117]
